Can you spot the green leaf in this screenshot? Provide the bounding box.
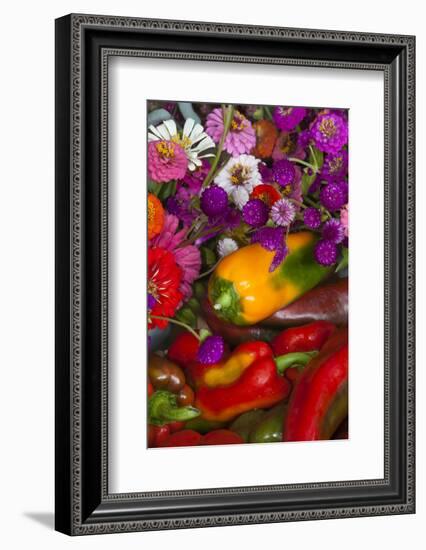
[156,180,177,202]
[301,171,316,196]
[201,246,217,269]
[336,247,349,273]
[175,305,197,328]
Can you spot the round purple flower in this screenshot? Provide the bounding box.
[303,207,322,229]
[273,107,307,132]
[200,185,228,217]
[251,226,288,272]
[311,112,348,154]
[322,150,348,180]
[242,199,269,227]
[270,198,296,227]
[322,218,345,244]
[272,159,296,187]
[314,239,338,266]
[320,182,347,211]
[298,129,312,149]
[197,335,225,365]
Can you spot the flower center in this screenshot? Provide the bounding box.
[156,140,175,158]
[230,111,247,132]
[282,184,292,196]
[230,164,248,186]
[148,279,159,301]
[148,200,156,225]
[319,118,337,139]
[329,155,343,173]
[280,132,297,155]
[171,134,192,150]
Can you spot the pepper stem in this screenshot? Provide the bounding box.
[275,351,318,374]
[148,390,201,425]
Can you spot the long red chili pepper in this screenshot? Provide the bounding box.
[283,328,348,441]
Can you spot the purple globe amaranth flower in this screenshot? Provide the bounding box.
[314,239,338,266]
[200,185,228,217]
[272,159,296,187]
[322,150,348,181]
[273,106,307,132]
[320,182,347,211]
[166,186,197,226]
[197,335,225,365]
[311,112,348,154]
[242,199,269,227]
[270,198,296,227]
[322,218,345,244]
[251,226,288,272]
[303,207,322,229]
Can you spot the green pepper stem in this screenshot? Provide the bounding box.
[149,390,201,425]
[275,351,318,374]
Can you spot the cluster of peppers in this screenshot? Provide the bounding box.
[148,319,348,447]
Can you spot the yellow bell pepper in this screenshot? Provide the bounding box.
[208,231,332,325]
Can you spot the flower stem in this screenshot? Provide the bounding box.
[150,315,200,340]
[196,259,221,280]
[203,105,234,188]
[309,145,318,170]
[288,157,318,173]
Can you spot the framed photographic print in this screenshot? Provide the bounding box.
[55,14,415,535]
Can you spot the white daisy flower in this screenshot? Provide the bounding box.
[148,119,215,171]
[214,154,262,209]
[217,238,239,258]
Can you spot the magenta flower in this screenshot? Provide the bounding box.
[151,214,201,300]
[148,140,188,183]
[273,107,307,132]
[322,150,348,180]
[313,239,338,266]
[206,108,256,156]
[322,218,345,244]
[311,112,348,154]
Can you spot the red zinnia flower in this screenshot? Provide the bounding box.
[148,247,183,330]
[250,184,281,207]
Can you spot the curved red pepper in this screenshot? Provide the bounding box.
[284,328,348,441]
[195,351,291,422]
[159,429,244,447]
[188,341,272,389]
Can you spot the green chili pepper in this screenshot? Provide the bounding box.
[148,390,200,426]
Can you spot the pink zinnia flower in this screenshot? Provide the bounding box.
[206,108,256,156]
[148,140,188,183]
[340,204,349,237]
[151,214,201,300]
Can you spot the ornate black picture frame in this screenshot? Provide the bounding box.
[55,14,415,535]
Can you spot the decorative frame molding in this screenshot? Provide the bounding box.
[55,14,415,535]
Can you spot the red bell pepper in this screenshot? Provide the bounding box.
[193,341,315,422]
[283,328,348,441]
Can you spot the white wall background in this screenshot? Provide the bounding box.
[0,0,422,547]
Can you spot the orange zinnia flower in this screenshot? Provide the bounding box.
[148,193,165,240]
[251,119,278,159]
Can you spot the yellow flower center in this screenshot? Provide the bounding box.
[148,200,156,225]
[329,155,343,173]
[282,184,292,196]
[319,118,336,138]
[230,164,248,186]
[156,140,175,158]
[171,134,192,150]
[230,111,247,132]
